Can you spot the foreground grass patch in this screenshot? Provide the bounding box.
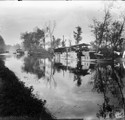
[0,58,55,120]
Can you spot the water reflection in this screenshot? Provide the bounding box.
[22,55,95,87]
[15,54,24,59]
[0,57,54,119]
[53,60,94,87]
[22,56,46,79]
[3,54,125,119]
[92,62,125,119]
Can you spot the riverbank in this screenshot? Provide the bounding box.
[0,59,55,120]
[28,48,53,58]
[0,116,40,120]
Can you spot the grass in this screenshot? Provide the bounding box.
[0,59,55,120]
[0,116,38,120]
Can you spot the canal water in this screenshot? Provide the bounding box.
[0,54,125,120]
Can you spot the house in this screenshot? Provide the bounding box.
[54,43,90,61]
[82,51,96,61]
[81,51,104,61]
[54,43,105,62]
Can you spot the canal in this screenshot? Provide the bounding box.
[0,54,125,120]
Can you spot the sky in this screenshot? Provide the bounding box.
[0,1,125,45]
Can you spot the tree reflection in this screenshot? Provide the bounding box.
[22,55,94,87]
[72,61,88,87]
[45,58,57,88]
[74,75,82,87]
[0,58,54,119]
[54,60,92,87]
[22,56,57,88]
[92,62,125,119]
[22,56,46,79]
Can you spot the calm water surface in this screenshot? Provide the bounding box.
[1,54,125,120]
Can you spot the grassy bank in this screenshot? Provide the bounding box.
[0,59,55,120]
[0,116,39,120]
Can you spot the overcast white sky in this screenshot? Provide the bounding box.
[0,1,125,45]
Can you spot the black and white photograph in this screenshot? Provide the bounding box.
[0,1,125,120]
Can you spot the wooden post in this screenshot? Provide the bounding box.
[66,48,68,68]
[59,53,60,63]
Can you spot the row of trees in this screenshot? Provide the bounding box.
[21,27,61,52]
[21,8,125,59]
[0,35,6,53]
[0,34,22,53]
[21,25,83,52]
[90,10,125,58]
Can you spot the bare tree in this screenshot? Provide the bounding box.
[45,21,56,49]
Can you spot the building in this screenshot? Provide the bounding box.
[54,43,90,62]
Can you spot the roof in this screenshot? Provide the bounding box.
[54,43,90,53]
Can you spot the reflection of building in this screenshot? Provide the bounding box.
[55,56,91,70]
[54,58,94,76]
[53,59,95,87]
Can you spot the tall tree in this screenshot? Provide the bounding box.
[50,36,61,49]
[45,21,56,49]
[90,10,111,52]
[73,26,82,45]
[55,38,61,48]
[21,27,45,51]
[90,9,125,58]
